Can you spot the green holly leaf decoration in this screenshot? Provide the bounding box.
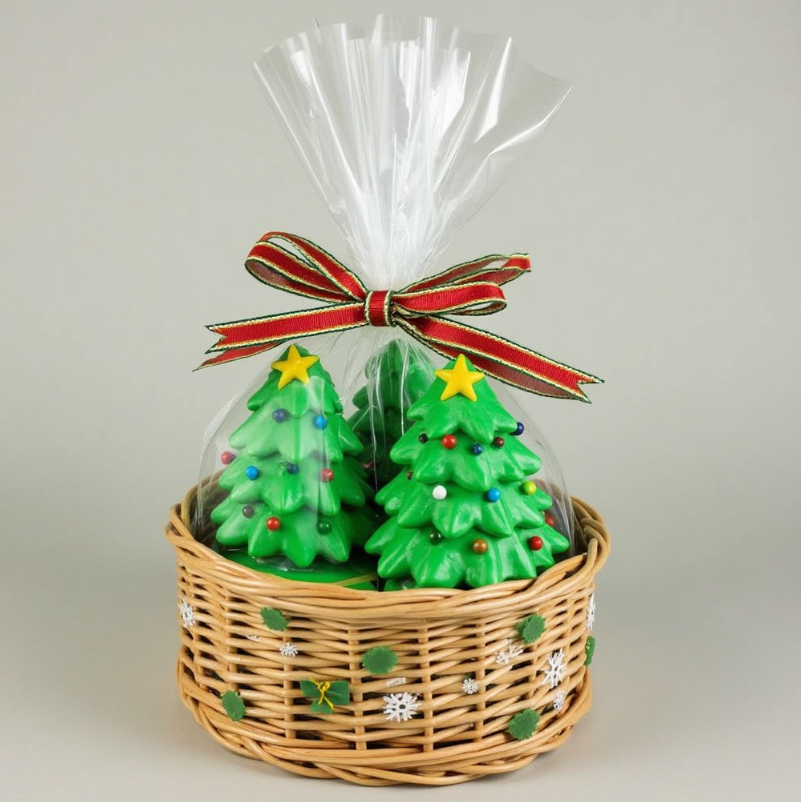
[585,635,596,666]
[517,614,546,645]
[300,678,350,714]
[221,690,245,721]
[361,646,399,675]
[260,607,288,631]
[508,708,540,741]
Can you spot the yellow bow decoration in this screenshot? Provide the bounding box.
[300,677,350,713]
[311,679,332,707]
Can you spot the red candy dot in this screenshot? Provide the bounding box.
[320,468,335,483]
[266,517,281,531]
[528,536,544,551]
[544,512,556,528]
[221,451,235,465]
[492,436,505,448]
[441,434,458,450]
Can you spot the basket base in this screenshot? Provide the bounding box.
[176,650,592,786]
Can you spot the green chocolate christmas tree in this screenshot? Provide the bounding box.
[211,344,376,570]
[348,340,433,489]
[365,354,570,589]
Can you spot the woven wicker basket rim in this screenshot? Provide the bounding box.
[167,487,609,621]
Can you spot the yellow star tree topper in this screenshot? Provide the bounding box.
[271,345,319,388]
[435,354,485,401]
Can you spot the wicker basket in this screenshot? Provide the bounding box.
[166,488,609,786]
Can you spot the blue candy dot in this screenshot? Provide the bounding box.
[471,443,484,455]
[272,408,288,422]
[486,487,501,503]
[286,463,299,475]
[513,421,525,436]
[245,465,259,480]
[313,414,328,430]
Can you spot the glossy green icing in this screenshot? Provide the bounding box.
[212,345,375,566]
[365,356,570,589]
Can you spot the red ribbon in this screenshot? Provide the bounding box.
[202,232,601,401]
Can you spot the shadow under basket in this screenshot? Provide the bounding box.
[166,488,610,786]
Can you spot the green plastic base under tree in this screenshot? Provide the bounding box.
[215,546,378,589]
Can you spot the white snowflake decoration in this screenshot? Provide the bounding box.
[586,593,596,631]
[178,599,196,629]
[542,649,567,689]
[495,638,525,665]
[279,642,299,658]
[462,677,479,695]
[386,677,407,688]
[383,692,420,722]
[553,690,566,713]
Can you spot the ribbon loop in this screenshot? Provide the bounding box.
[202,232,601,401]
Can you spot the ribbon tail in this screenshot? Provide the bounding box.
[199,303,367,369]
[400,317,602,402]
[197,343,276,369]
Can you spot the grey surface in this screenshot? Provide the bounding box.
[1,1,800,800]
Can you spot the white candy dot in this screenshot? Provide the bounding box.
[432,485,448,500]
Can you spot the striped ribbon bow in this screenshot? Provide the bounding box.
[202,232,600,401]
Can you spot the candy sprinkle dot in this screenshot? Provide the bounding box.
[513,422,525,436]
[272,409,288,423]
[221,451,236,465]
[432,485,448,501]
[471,443,484,455]
[266,517,281,531]
[521,481,537,495]
[313,414,328,430]
[245,465,259,480]
[286,463,299,475]
[242,505,255,519]
[486,488,501,503]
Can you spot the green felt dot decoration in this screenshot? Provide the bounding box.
[585,635,596,666]
[361,645,399,675]
[508,708,540,741]
[260,607,288,631]
[517,613,546,644]
[221,690,245,721]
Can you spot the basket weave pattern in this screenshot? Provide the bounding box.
[166,490,609,786]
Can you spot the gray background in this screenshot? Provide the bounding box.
[2,1,799,800]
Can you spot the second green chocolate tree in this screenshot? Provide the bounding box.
[365,354,570,588]
[348,340,433,489]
